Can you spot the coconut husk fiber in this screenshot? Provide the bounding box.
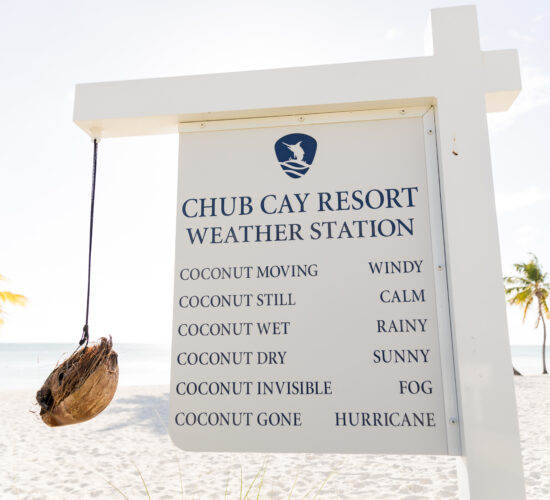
[36,336,118,427]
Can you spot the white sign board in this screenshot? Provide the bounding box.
[169,108,459,454]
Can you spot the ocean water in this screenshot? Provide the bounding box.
[0,343,546,391]
[0,343,170,391]
[511,345,547,375]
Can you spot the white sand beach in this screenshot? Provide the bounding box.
[0,377,548,499]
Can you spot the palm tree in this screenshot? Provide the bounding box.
[504,254,549,375]
[0,274,27,328]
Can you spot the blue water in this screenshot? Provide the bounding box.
[0,344,546,391]
[0,343,171,391]
[511,345,547,375]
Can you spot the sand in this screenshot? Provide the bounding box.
[0,377,547,499]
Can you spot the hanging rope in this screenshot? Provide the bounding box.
[34,134,119,428]
[79,138,99,348]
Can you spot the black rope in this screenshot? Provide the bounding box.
[79,138,99,348]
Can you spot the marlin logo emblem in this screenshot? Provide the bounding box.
[282,141,305,162]
[275,134,317,179]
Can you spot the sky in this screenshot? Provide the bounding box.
[0,0,549,345]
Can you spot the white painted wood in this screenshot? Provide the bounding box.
[73,54,519,139]
[177,106,430,133]
[429,7,524,499]
[72,5,525,499]
[423,108,461,456]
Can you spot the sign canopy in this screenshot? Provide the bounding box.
[73,6,525,500]
[73,8,519,138]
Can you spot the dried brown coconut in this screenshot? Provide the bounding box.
[36,336,118,427]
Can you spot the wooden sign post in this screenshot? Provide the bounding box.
[74,6,525,499]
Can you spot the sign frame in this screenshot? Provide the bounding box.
[172,105,462,455]
[73,6,526,499]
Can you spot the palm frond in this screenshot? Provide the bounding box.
[522,296,534,323]
[504,276,531,286]
[508,288,533,307]
[505,255,550,326]
[504,285,530,296]
[541,296,550,319]
[0,292,27,306]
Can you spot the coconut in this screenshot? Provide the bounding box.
[36,336,118,427]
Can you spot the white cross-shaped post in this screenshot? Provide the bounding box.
[74,6,524,499]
